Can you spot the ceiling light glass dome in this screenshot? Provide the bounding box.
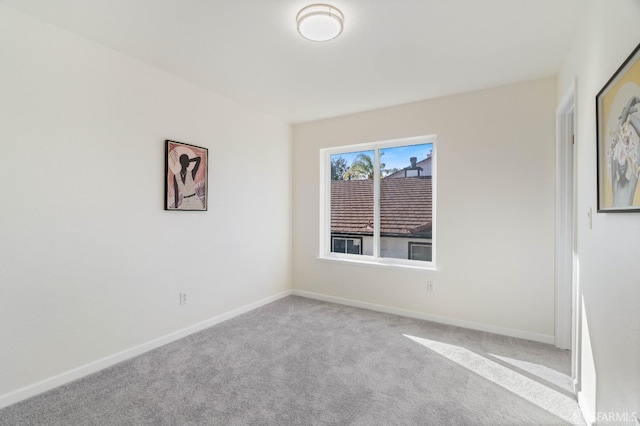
[296,4,344,42]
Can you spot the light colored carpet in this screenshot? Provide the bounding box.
[0,296,585,425]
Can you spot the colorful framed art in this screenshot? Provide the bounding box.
[165,140,208,211]
[596,42,640,212]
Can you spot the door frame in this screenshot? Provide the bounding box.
[555,82,576,360]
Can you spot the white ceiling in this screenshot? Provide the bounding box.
[4,0,586,123]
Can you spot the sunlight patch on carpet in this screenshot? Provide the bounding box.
[487,353,573,393]
[403,334,584,425]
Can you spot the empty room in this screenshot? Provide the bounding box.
[1,1,639,425]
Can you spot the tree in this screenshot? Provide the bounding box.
[382,167,399,178]
[344,154,374,180]
[344,153,389,180]
[331,156,349,181]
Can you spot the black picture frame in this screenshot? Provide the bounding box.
[596,42,640,212]
[164,140,208,211]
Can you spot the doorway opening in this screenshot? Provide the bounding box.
[555,82,577,390]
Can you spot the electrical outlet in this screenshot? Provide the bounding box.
[427,281,435,293]
[180,293,187,305]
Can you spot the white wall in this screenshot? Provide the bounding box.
[0,6,291,401]
[293,77,557,341]
[557,0,640,421]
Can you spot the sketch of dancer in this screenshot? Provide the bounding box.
[173,153,204,210]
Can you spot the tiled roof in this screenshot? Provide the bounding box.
[331,177,432,237]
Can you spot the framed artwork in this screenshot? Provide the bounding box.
[597,42,640,212]
[165,140,208,211]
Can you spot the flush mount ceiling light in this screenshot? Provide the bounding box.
[296,4,344,42]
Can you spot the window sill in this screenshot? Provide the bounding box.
[316,255,438,272]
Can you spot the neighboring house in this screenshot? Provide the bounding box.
[386,156,432,178]
[331,176,433,261]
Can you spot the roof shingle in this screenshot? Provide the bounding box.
[331,177,432,237]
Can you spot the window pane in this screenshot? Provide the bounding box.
[333,238,346,253]
[379,143,433,261]
[330,150,374,256]
[410,244,432,261]
[347,239,361,254]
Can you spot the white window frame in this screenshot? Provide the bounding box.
[319,135,437,270]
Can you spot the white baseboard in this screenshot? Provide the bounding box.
[577,391,595,425]
[292,290,555,344]
[572,378,579,394]
[0,290,292,410]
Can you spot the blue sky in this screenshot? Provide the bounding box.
[332,143,433,172]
